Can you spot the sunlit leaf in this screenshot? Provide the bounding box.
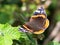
[47,41,60,45]
[0,24,20,45]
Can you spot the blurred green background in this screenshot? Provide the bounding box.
[0,0,60,45]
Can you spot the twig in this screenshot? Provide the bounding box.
[43,21,60,45]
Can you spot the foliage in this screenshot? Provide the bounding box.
[47,41,60,45]
[54,11,60,22]
[0,5,16,24]
[0,24,20,45]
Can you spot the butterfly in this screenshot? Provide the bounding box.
[22,7,49,34]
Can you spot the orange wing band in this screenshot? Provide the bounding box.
[23,25,33,32]
[44,19,49,29]
[31,15,46,19]
[34,30,44,34]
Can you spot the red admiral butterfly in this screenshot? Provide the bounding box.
[22,7,49,34]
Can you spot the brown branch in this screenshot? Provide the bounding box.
[43,21,60,45]
[53,32,60,42]
[37,0,51,9]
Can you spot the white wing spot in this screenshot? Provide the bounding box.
[35,10,40,13]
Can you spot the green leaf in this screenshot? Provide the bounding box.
[0,24,20,45]
[0,12,10,24]
[0,5,17,24]
[54,11,60,22]
[52,0,57,7]
[47,41,60,45]
[0,34,12,45]
[19,32,37,45]
[29,4,36,10]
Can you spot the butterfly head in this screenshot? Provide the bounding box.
[33,7,47,18]
[34,7,46,15]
